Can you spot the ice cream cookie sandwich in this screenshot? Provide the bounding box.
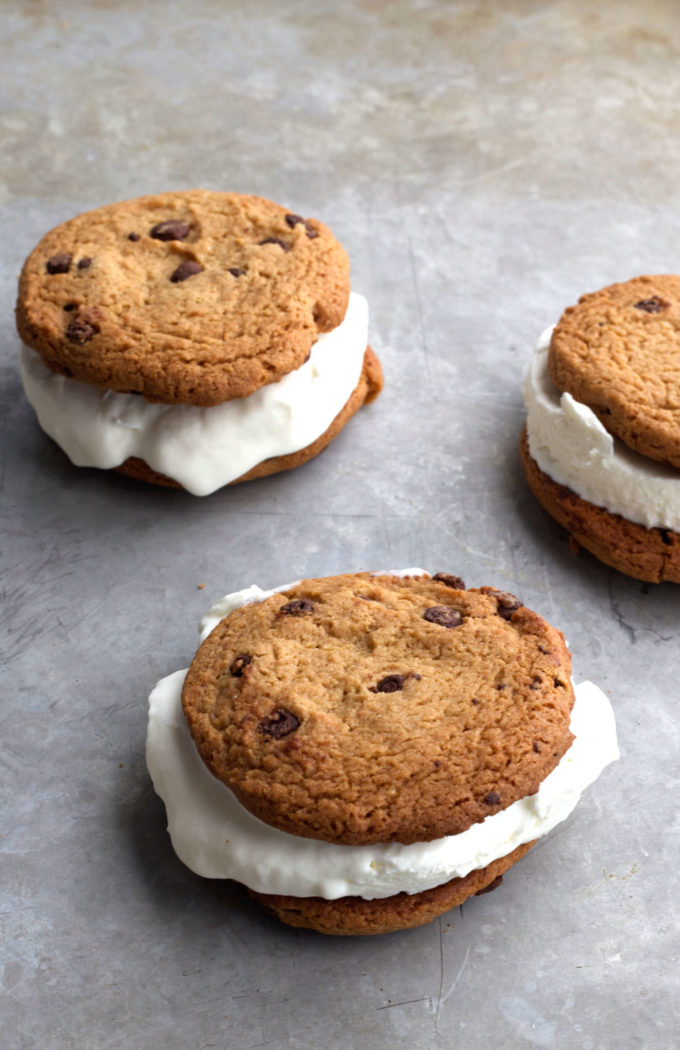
[17,190,382,495]
[146,570,618,935]
[522,276,680,582]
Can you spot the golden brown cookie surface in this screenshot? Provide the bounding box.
[520,426,680,583]
[16,190,350,406]
[182,572,574,846]
[548,275,680,467]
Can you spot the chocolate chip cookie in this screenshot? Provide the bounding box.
[183,572,574,846]
[148,570,619,935]
[166,569,592,935]
[522,276,680,582]
[549,275,680,467]
[17,190,382,493]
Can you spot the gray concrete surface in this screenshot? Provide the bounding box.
[2,2,679,1047]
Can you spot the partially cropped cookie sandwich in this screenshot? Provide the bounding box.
[146,570,618,936]
[17,190,382,495]
[522,276,680,583]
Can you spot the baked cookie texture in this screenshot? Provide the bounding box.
[523,275,680,582]
[17,190,350,404]
[182,573,575,848]
[17,190,382,491]
[549,275,680,467]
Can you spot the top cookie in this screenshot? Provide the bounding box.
[182,572,574,847]
[16,190,350,406]
[549,275,680,467]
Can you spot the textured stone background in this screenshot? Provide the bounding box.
[2,2,678,1048]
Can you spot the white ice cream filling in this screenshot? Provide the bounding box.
[19,292,369,497]
[146,575,619,901]
[524,327,680,531]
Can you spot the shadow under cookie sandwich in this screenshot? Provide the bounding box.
[17,190,382,495]
[146,570,618,936]
[522,276,680,583]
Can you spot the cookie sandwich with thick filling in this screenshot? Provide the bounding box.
[17,190,382,495]
[146,570,618,936]
[522,276,680,582]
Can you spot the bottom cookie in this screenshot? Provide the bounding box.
[249,842,534,936]
[117,346,383,489]
[520,427,680,583]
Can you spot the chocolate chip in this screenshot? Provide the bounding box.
[423,606,463,628]
[533,741,541,753]
[230,654,252,677]
[634,296,670,313]
[284,213,318,239]
[128,232,141,241]
[471,697,480,705]
[259,708,300,739]
[475,875,503,896]
[372,674,407,693]
[46,253,72,275]
[229,267,246,277]
[495,592,523,620]
[484,791,501,806]
[279,599,314,615]
[259,237,290,251]
[66,318,98,343]
[433,572,466,590]
[150,219,191,241]
[660,529,672,546]
[170,260,203,283]
[63,302,77,311]
[77,257,92,270]
[433,760,441,768]
[529,675,542,690]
